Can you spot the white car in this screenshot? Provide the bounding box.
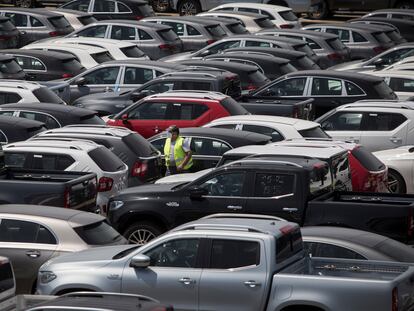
[42,37,149,61]
[3,139,128,213]
[316,100,414,152]
[22,43,113,69]
[374,146,414,194]
[381,55,414,71]
[367,70,414,100]
[203,115,330,142]
[209,3,301,29]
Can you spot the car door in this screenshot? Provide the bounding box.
[0,218,58,293]
[189,137,231,171]
[319,110,363,144]
[3,12,30,46]
[109,25,137,41]
[122,237,201,311]
[199,237,267,311]
[121,66,154,93]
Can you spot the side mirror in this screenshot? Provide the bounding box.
[75,77,87,86]
[373,58,384,69]
[121,113,129,124]
[129,254,150,268]
[199,49,210,57]
[131,91,146,101]
[189,186,208,199]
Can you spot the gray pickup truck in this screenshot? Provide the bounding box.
[36,214,414,311]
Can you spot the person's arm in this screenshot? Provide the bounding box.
[177,137,192,172]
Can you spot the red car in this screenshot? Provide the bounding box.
[106,91,248,138]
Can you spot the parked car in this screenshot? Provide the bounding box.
[247,70,398,118]
[0,204,126,294]
[367,70,414,100]
[302,226,414,262]
[351,17,414,42]
[67,20,182,60]
[348,20,407,45]
[106,91,248,138]
[149,127,271,172]
[143,16,227,51]
[0,256,15,311]
[0,8,74,47]
[0,49,85,81]
[363,8,414,21]
[0,16,19,49]
[197,16,249,35]
[256,28,350,68]
[34,125,163,187]
[22,43,114,69]
[316,100,414,152]
[49,8,97,30]
[209,3,301,28]
[63,60,186,104]
[0,115,45,144]
[0,54,25,80]
[36,214,414,311]
[0,103,105,128]
[60,0,155,20]
[303,23,394,60]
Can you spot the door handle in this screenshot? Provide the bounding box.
[244,280,261,288]
[282,207,298,212]
[389,137,402,143]
[178,277,195,285]
[227,205,242,210]
[26,250,40,258]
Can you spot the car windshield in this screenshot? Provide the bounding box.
[298,55,318,69]
[374,80,398,99]
[48,16,71,29]
[91,52,114,64]
[123,133,158,157]
[0,59,22,74]
[62,58,85,73]
[113,245,140,259]
[74,220,124,245]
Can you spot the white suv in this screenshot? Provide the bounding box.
[316,100,414,152]
[3,139,128,213]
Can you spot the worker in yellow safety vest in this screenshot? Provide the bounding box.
[163,125,193,176]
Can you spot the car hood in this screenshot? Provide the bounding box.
[74,91,127,103]
[116,182,186,198]
[329,59,365,71]
[155,168,213,184]
[159,51,195,62]
[374,146,414,160]
[41,245,137,271]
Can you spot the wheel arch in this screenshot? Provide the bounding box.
[278,301,328,311]
[119,212,169,234]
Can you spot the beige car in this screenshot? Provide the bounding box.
[0,205,127,294]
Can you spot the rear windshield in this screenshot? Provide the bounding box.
[351,146,385,171]
[137,2,154,17]
[374,80,398,99]
[297,44,315,57]
[28,125,47,138]
[221,97,248,115]
[206,25,227,38]
[386,30,403,42]
[62,58,85,73]
[248,69,268,85]
[91,52,113,64]
[0,19,16,31]
[373,31,392,44]
[78,15,97,26]
[298,126,330,138]
[298,55,318,69]
[280,62,296,74]
[88,146,126,172]
[228,22,248,34]
[0,59,22,74]
[74,220,123,245]
[48,16,71,29]
[120,45,146,58]
[327,38,347,51]
[123,132,158,156]
[78,114,106,125]
[279,10,298,21]
[255,17,274,29]
[158,29,179,41]
[0,261,14,292]
[33,87,64,104]
[276,227,303,263]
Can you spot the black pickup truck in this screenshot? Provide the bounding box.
[0,147,97,211]
[107,156,414,244]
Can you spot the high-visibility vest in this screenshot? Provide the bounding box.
[164,136,193,169]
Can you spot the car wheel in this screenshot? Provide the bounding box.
[308,0,330,19]
[388,169,406,194]
[396,1,414,9]
[152,0,171,12]
[15,0,34,7]
[124,221,163,245]
[178,0,201,16]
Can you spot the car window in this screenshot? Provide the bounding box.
[363,112,407,131]
[305,242,366,260]
[117,2,131,12]
[88,146,126,172]
[0,130,6,144]
[254,173,295,197]
[389,77,414,92]
[94,0,116,12]
[129,101,168,119]
[311,78,342,96]
[19,112,60,129]
[245,40,271,48]
[279,10,298,21]
[0,59,21,74]
[238,7,259,14]
[145,239,199,268]
[15,56,45,71]
[4,13,28,27]
[63,0,90,11]
[142,81,174,94]
[179,81,211,91]
[161,21,184,36]
[375,48,414,66]
[111,25,136,40]
[298,126,330,138]
[0,92,21,105]
[31,153,75,170]
[352,31,368,43]
[242,124,283,142]
[305,38,321,49]
[0,219,56,244]
[326,28,350,43]
[321,112,363,131]
[29,16,43,27]
[263,77,306,96]
[209,123,237,130]
[208,40,240,54]
[190,138,231,156]
[4,152,28,167]
[76,25,107,38]
[124,67,153,84]
[392,13,414,20]
[187,25,200,36]
[209,239,260,269]
[83,67,120,84]
[198,172,245,196]
[167,102,208,120]
[0,111,14,117]
[345,81,365,95]
[138,29,152,40]
[150,137,165,152]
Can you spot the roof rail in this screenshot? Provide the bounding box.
[343,104,414,110]
[226,158,303,168]
[64,125,130,131]
[175,223,268,234]
[151,90,225,100]
[161,71,219,78]
[201,213,287,222]
[178,66,228,73]
[62,292,159,303]
[9,138,97,149]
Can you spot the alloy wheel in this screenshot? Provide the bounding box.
[128,228,156,245]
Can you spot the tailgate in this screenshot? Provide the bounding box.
[66,172,97,211]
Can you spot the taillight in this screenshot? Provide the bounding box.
[62,73,73,78]
[64,187,70,208]
[327,52,341,60]
[135,16,143,20]
[98,177,113,192]
[243,84,257,91]
[279,24,293,29]
[292,106,299,119]
[0,35,11,40]
[373,46,385,54]
[49,31,59,37]
[159,44,173,50]
[206,39,216,45]
[392,287,398,311]
[131,160,148,179]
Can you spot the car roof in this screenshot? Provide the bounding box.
[25,43,106,53]
[43,125,134,137]
[52,37,137,48]
[51,8,95,17]
[0,80,42,91]
[103,59,186,70]
[0,102,98,117]
[180,60,259,72]
[0,115,44,129]
[0,7,64,17]
[367,70,414,78]
[199,11,271,19]
[0,54,15,62]
[146,90,228,101]
[369,8,414,14]
[213,2,290,11]
[308,23,382,33]
[94,19,171,30]
[197,16,245,25]
[143,16,221,26]
[0,49,76,60]
[224,47,306,58]
[4,139,99,152]
[260,29,338,40]
[207,53,290,64]
[285,70,384,82]
[339,99,414,110]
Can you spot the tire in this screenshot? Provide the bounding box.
[178,0,201,16]
[387,169,406,194]
[152,0,171,12]
[15,0,34,7]
[123,221,163,245]
[395,1,414,9]
[308,0,330,19]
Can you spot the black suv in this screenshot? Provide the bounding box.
[73,69,242,116]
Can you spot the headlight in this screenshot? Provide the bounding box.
[39,271,57,284]
[109,200,124,211]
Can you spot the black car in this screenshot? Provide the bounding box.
[0,54,25,80]
[34,125,163,186]
[0,49,85,81]
[0,8,74,47]
[352,17,414,42]
[0,16,19,49]
[224,47,320,70]
[249,70,398,118]
[197,16,249,35]
[60,0,155,21]
[0,103,105,128]
[349,20,407,45]
[149,127,271,172]
[0,115,45,144]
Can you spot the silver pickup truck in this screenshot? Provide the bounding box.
[36,214,414,311]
